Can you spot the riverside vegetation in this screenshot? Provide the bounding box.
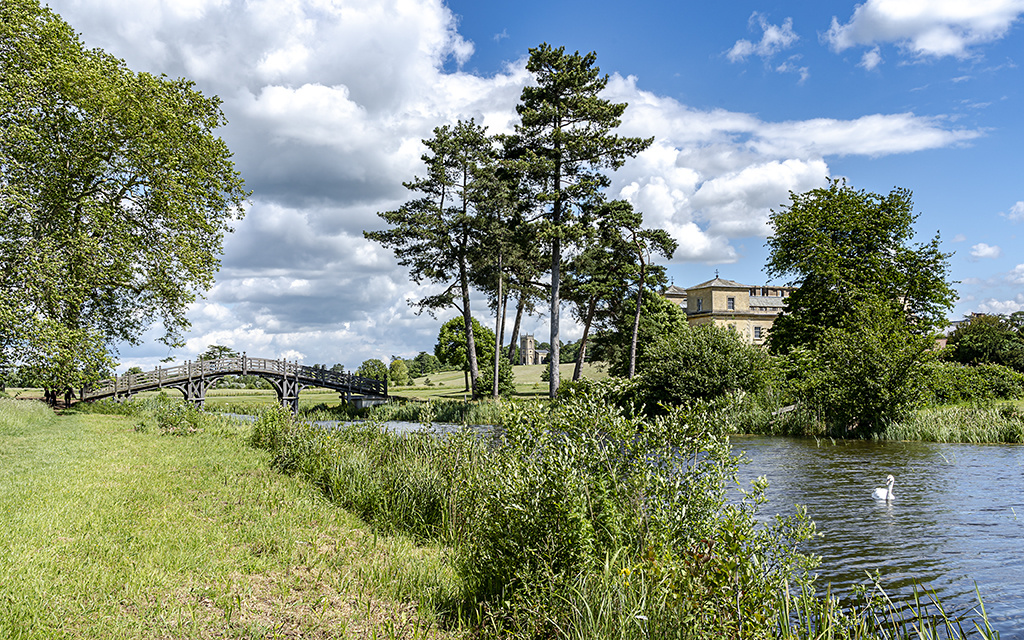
[1,392,1002,638]
[248,381,1000,638]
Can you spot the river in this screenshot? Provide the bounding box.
[733,436,1024,638]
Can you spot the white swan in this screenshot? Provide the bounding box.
[873,474,895,501]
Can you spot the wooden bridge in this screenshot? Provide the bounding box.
[82,354,388,412]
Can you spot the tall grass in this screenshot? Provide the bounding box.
[366,398,506,426]
[0,397,54,436]
[883,402,1024,443]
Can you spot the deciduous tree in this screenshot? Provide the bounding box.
[765,179,955,353]
[434,316,496,392]
[0,0,248,389]
[946,314,1024,371]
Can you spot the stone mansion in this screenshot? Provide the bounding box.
[662,276,796,346]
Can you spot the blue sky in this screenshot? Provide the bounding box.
[44,0,1024,370]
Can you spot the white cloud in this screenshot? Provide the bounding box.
[860,46,883,70]
[1002,200,1024,221]
[727,13,799,62]
[42,0,992,369]
[970,242,1002,259]
[952,233,968,242]
[977,294,1024,314]
[826,0,1024,60]
[1010,264,1024,284]
[776,58,810,83]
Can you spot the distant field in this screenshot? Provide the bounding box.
[394,362,609,400]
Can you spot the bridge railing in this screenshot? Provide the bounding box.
[83,355,388,400]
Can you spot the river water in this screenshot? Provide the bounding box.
[732,436,1024,638]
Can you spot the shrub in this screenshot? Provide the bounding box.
[634,323,776,412]
[920,360,1024,405]
[477,357,515,396]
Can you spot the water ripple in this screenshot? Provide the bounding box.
[733,436,1024,639]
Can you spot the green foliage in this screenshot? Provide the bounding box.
[434,317,497,391]
[251,386,819,636]
[920,360,1024,404]
[635,323,776,410]
[785,301,932,437]
[946,314,1024,370]
[0,0,248,385]
[197,345,239,361]
[365,120,495,390]
[388,358,411,386]
[766,179,955,354]
[597,200,677,378]
[478,357,515,396]
[592,290,689,377]
[515,43,654,396]
[356,358,388,382]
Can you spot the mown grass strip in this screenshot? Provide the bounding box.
[0,398,461,639]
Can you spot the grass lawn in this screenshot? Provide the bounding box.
[0,398,460,639]
[394,362,609,401]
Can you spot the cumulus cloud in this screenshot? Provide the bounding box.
[970,242,1002,259]
[43,0,990,368]
[727,13,799,62]
[826,0,1024,61]
[977,294,1024,314]
[1010,263,1024,284]
[1002,200,1024,221]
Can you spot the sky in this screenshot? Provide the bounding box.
[43,0,1024,372]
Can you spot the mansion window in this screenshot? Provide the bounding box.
[696,298,703,311]
[754,326,763,340]
[727,297,735,310]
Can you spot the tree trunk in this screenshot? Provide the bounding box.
[492,252,503,399]
[549,157,562,398]
[573,296,597,381]
[507,295,525,364]
[460,261,479,398]
[628,264,646,379]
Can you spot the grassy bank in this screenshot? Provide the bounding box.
[0,397,459,639]
[3,394,1003,638]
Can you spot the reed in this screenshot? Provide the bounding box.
[366,398,507,426]
[883,402,1024,443]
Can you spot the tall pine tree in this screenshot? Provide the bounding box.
[515,44,652,396]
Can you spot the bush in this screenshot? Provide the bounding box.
[478,357,515,396]
[634,323,776,412]
[920,360,1024,405]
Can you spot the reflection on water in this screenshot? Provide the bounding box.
[733,437,1024,639]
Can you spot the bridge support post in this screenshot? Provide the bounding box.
[275,359,301,414]
[183,360,206,407]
